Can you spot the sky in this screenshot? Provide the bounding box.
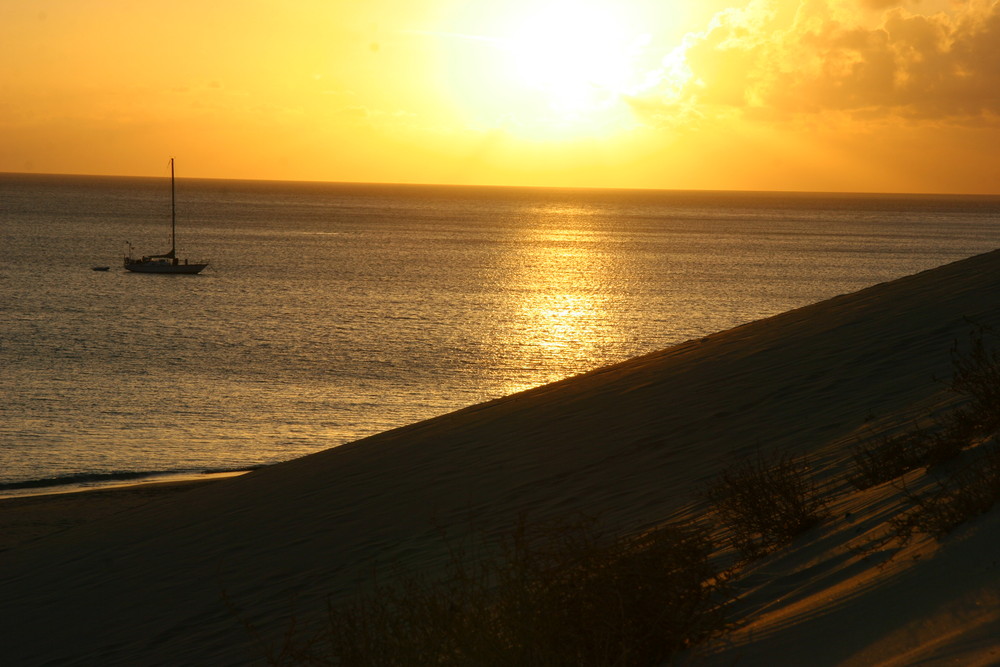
[3,0,1000,194]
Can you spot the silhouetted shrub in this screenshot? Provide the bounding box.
[264,516,729,666]
[705,451,827,560]
[848,430,932,490]
[922,421,970,469]
[848,418,970,491]
[950,327,1000,437]
[893,446,1000,541]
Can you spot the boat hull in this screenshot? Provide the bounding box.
[124,261,208,274]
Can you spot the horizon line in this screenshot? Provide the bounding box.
[2,169,1000,199]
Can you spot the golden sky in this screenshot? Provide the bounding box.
[3,0,1000,193]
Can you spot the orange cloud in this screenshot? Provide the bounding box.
[646,0,1000,123]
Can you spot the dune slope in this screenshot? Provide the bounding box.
[2,250,1000,665]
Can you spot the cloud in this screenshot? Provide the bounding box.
[859,0,906,9]
[646,0,1000,123]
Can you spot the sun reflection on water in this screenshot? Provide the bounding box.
[497,214,613,395]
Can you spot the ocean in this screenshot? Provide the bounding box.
[2,173,999,494]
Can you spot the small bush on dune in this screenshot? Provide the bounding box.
[706,451,827,560]
[848,429,933,490]
[893,446,1000,541]
[848,422,968,490]
[922,419,970,469]
[847,328,1000,490]
[269,516,729,666]
[950,326,1000,437]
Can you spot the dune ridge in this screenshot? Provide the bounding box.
[2,250,1000,665]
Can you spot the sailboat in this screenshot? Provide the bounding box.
[123,158,209,274]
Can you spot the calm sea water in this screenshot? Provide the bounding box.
[2,173,999,493]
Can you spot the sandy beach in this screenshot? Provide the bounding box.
[0,479,229,554]
[3,250,1000,665]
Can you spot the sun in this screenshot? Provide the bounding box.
[502,2,649,116]
[439,1,666,141]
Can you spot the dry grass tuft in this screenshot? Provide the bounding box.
[848,429,933,490]
[848,423,967,491]
[261,516,729,666]
[705,451,827,560]
[849,327,1000,491]
[950,326,1000,437]
[892,446,1000,541]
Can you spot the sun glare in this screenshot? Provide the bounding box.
[504,2,646,115]
[438,0,659,141]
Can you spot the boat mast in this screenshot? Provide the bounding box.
[170,157,176,261]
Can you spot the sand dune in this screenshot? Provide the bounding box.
[2,250,1000,665]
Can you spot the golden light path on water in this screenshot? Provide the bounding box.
[500,206,614,395]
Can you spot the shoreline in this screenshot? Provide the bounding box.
[0,468,256,499]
